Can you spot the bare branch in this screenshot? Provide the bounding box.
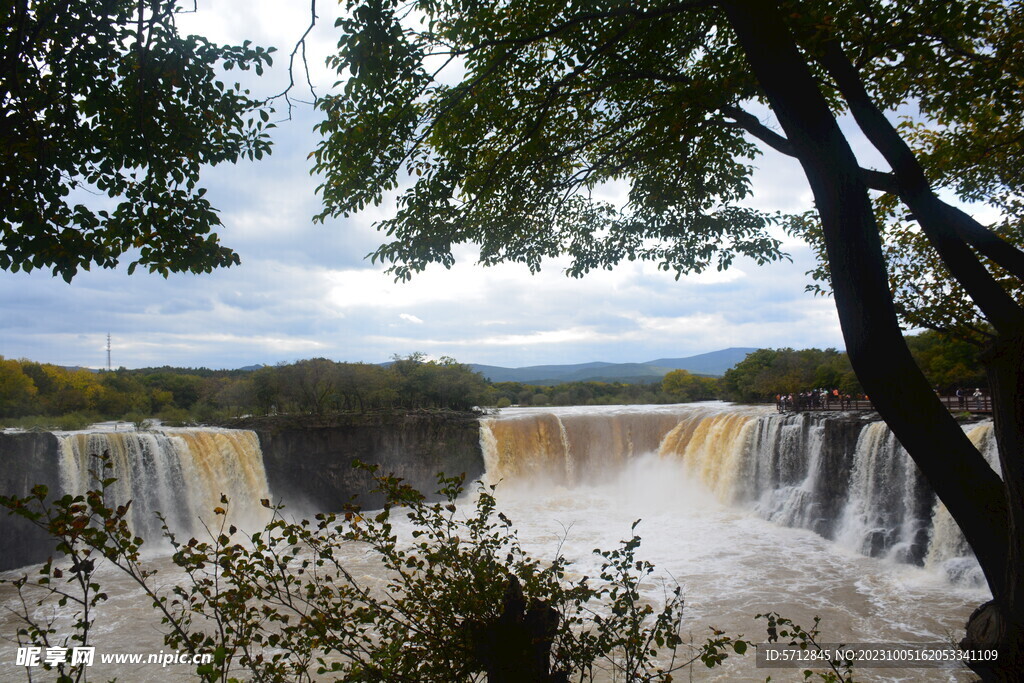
[265,0,320,118]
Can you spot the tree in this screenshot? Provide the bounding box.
[906,330,988,391]
[719,347,859,401]
[1,0,276,281]
[0,356,37,416]
[720,349,779,403]
[280,358,339,415]
[313,1,1024,676]
[661,369,717,402]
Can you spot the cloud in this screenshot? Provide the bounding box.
[0,229,845,369]
[1,4,857,372]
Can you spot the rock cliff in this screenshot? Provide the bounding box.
[0,431,62,570]
[225,410,485,513]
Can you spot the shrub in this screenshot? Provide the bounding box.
[156,407,194,426]
[121,411,155,431]
[0,460,754,682]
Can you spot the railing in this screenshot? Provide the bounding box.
[777,393,992,414]
[937,394,993,414]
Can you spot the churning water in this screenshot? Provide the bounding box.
[0,406,996,681]
[477,404,992,681]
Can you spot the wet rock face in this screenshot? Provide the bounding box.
[0,432,61,571]
[748,412,865,540]
[0,413,484,570]
[234,411,486,513]
[743,411,957,566]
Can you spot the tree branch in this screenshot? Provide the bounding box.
[816,37,1024,334]
[266,0,319,117]
[719,104,899,193]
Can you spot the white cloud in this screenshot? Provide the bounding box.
[370,326,620,349]
[1,5,861,371]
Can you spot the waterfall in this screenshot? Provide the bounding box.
[57,428,272,544]
[923,423,1001,585]
[748,414,831,533]
[479,405,699,486]
[834,422,935,563]
[480,405,999,585]
[659,410,759,502]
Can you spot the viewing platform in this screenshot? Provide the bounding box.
[777,394,992,415]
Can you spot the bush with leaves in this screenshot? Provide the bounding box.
[1,457,760,681]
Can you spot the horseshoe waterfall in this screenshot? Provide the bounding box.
[0,406,996,680]
[481,404,996,586]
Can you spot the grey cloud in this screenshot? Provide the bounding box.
[3,6,857,371]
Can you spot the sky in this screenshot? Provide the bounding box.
[0,1,862,371]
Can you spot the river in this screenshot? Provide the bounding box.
[0,403,993,681]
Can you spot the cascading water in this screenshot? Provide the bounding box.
[834,422,935,564]
[480,404,692,486]
[0,408,995,681]
[56,427,272,544]
[923,423,1001,585]
[481,404,998,585]
[478,404,992,681]
[748,414,829,531]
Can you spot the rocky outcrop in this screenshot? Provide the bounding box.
[0,431,61,571]
[226,410,485,513]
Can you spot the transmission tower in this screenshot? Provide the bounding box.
[107,334,112,372]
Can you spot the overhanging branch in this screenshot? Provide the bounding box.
[815,38,1024,333]
[720,104,899,193]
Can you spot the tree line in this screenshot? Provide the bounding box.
[0,354,492,427]
[719,331,987,403]
[0,331,986,427]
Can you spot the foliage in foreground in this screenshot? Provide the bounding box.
[1,458,763,682]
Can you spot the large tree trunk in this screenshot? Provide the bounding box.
[962,331,1024,678]
[722,1,1020,679]
[986,333,1024,620]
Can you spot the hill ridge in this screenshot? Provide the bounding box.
[469,347,757,383]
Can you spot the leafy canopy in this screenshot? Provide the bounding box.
[770,1,1024,338]
[1,0,276,281]
[313,0,790,282]
[312,0,1024,342]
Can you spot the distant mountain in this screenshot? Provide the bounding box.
[470,347,759,384]
[642,347,758,376]
[469,361,617,383]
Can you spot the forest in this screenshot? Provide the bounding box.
[0,331,986,428]
[719,331,987,403]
